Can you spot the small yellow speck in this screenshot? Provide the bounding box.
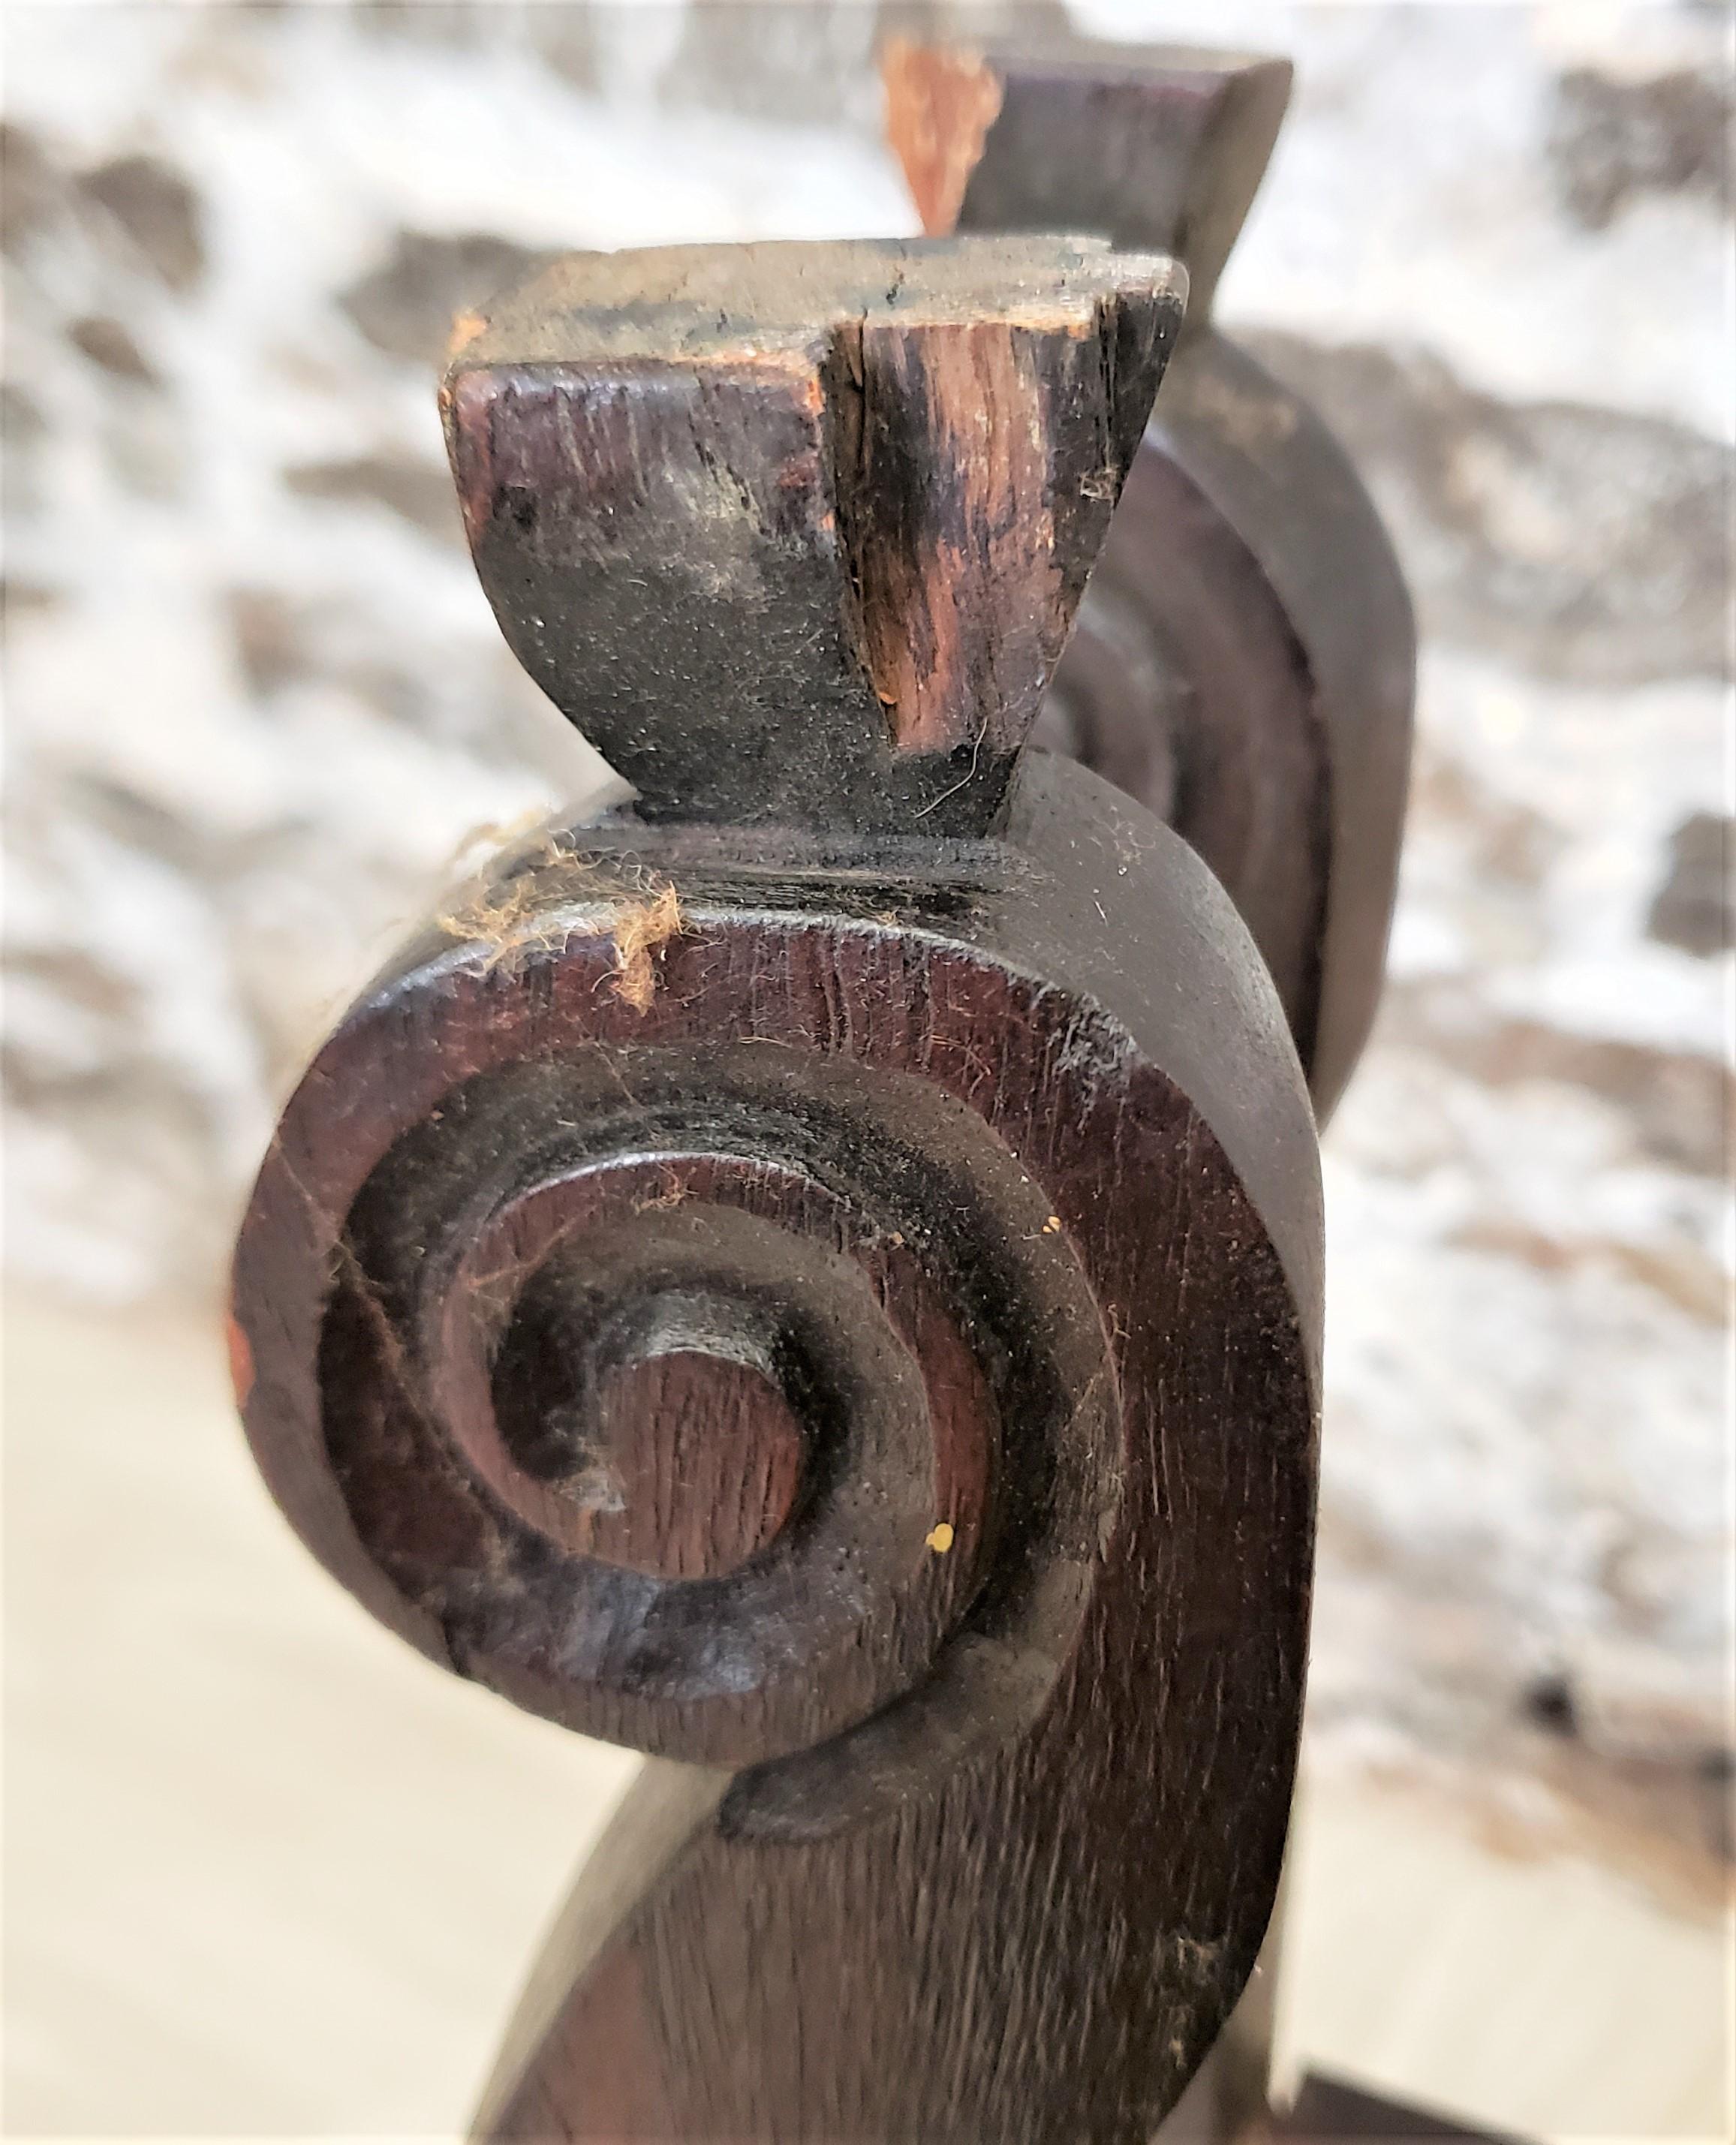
[1042,1214,1063,1234]
[925,1522,955,1554]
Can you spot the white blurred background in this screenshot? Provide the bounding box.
[2,2,1731,2135]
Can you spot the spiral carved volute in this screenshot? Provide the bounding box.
[230,233,1327,2141]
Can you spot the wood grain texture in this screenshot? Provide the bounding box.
[884,35,1292,320]
[441,236,1185,835]
[227,176,1355,2141]
[230,754,1322,2140]
[885,35,1416,1119]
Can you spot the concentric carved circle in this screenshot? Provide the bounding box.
[360,1130,1000,1752]
[236,895,1130,1773]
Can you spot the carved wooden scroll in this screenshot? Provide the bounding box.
[884,35,1416,1119]
[227,225,1334,2140]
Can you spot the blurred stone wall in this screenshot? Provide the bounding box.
[3,3,1730,1886]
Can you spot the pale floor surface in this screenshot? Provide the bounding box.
[3,1290,1730,2140]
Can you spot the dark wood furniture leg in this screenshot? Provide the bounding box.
[229,233,1335,2139]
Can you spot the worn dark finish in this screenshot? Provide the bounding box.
[876,50,1415,2116]
[230,218,1364,2139]
[235,764,1322,2140]
[442,236,1184,837]
[884,35,1416,1118]
[884,36,1290,320]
